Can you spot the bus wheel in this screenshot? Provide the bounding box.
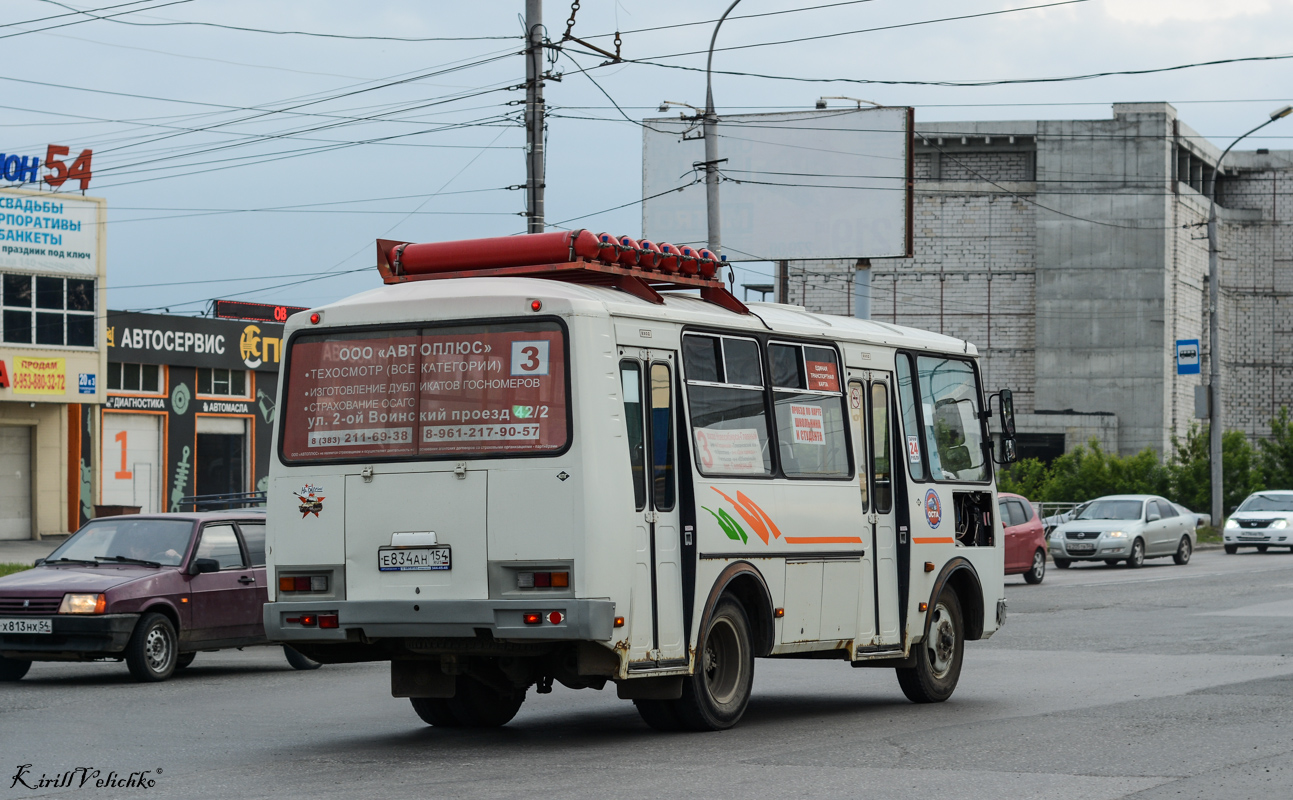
[410,697,462,728]
[673,595,755,731]
[896,587,964,704]
[446,676,525,728]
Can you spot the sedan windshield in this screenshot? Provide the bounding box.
[1077,500,1144,521]
[46,519,193,567]
[1238,494,1293,513]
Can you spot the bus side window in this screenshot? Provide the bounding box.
[650,363,675,510]
[871,383,893,513]
[621,361,647,511]
[683,333,773,476]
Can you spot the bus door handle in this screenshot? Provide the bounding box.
[644,510,658,523]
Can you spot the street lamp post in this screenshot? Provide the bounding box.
[1206,104,1292,526]
[703,0,742,256]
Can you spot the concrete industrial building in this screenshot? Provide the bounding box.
[780,102,1290,461]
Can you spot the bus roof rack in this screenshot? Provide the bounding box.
[376,230,749,315]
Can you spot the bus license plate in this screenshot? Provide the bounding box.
[0,618,52,634]
[378,547,451,572]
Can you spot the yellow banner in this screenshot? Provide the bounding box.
[12,357,66,395]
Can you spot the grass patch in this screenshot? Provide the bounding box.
[0,562,32,578]
[1196,526,1222,545]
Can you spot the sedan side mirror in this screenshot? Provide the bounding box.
[1147,512,1161,522]
[191,558,220,575]
[33,558,45,566]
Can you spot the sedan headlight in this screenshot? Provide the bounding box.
[1272,520,1289,529]
[59,593,105,614]
[1104,531,1126,538]
[1225,518,1240,529]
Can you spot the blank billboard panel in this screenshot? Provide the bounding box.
[642,108,912,262]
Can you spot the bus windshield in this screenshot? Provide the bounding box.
[280,321,568,462]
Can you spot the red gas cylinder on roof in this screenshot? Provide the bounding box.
[388,230,601,275]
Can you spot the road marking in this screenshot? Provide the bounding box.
[1200,598,1293,617]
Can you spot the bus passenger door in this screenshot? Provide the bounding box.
[868,377,901,646]
[620,353,686,666]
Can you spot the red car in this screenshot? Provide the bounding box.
[0,512,319,682]
[999,492,1047,584]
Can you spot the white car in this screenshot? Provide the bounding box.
[1048,494,1196,569]
[1224,490,1293,554]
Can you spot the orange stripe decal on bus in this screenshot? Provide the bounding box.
[739,490,782,540]
[912,537,955,544]
[783,536,864,544]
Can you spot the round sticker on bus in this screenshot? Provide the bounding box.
[849,385,862,409]
[924,488,942,528]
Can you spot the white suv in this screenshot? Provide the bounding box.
[1224,491,1293,554]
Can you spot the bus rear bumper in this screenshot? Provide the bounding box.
[265,599,617,643]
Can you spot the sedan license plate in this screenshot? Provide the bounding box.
[378,546,451,572]
[1068,543,1096,554]
[1239,534,1267,540]
[0,617,52,634]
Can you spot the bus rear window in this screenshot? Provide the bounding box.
[280,321,567,462]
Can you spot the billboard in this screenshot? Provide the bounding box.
[0,189,101,277]
[642,108,912,261]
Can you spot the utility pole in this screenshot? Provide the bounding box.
[702,0,742,256]
[525,0,545,234]
[1206,104,1292,525]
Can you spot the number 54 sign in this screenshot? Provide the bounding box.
[44,145,93,190]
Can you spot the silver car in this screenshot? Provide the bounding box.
[1048,494,1196,569]
[1224,490,1293,554]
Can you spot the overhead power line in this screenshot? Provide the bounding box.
[626,0,1092,62]
[36,0,520,41]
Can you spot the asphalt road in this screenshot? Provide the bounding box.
[5,550,1293,800]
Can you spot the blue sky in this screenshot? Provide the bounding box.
[3,0,1291,313]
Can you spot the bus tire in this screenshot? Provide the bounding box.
[673,595,755,731]
[284,646,322,671]
[896,587,964,704]
[446,676,525,728]
[634,699,685,731]
[410,697,462,728]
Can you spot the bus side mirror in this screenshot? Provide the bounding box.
[996,389,1016,437]
[996,436,1018,464]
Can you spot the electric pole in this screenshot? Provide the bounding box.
[1206,104,1292,525]
[703,0,743,256]
[525,0,545,234]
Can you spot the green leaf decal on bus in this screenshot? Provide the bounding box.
[703,506,747,544]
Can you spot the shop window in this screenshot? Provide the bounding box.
[0,273,95,347]
[683,333,772,476]
[107,362,161,393]
[769,343,849,478]
[197,367,248,397]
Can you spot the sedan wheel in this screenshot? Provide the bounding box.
[1258,545,1269,553]
[1173,536,1192,565]
[1126,538,1145,569]
[125,612,178,682]
[1024,550,1046,584]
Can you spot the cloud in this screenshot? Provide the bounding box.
[1104,0,1280,24]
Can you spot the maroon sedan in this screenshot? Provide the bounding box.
[999,492,1048,584]
[0,513,320,682]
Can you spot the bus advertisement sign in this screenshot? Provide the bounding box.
[281,322,567,461]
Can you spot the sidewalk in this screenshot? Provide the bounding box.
[0,537,65,565]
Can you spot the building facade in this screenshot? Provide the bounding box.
[103,312,284,514]
[783,102,1288,460]
[0,188,107,540]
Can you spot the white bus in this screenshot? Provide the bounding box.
[265,231,1016,731]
